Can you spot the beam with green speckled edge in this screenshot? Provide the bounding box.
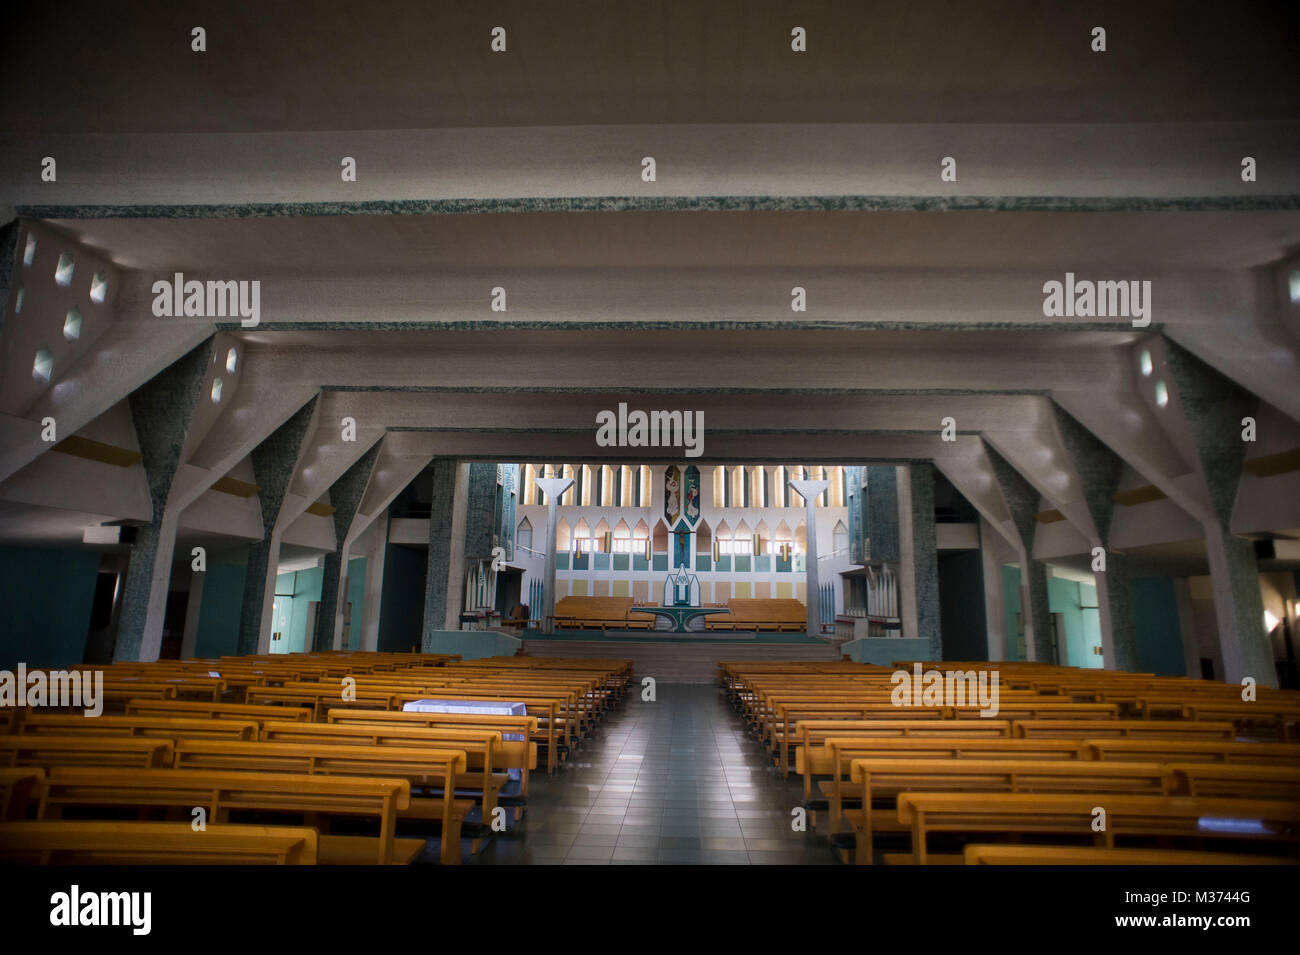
[15,194,1300,220]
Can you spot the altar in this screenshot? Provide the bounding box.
[633,569,726,632]
[630,605,729,633]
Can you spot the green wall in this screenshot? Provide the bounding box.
[379,544,427,652]
[1001,565,1023,662]
[1047,576,1103,668]
[0,546,100,669]
[938,550,988,660]
[195,562,247,658]
[346,557,366,650]
[1131,576,1186,676]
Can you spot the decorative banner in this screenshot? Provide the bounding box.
[683,465,701,527]
[664,465,683,525]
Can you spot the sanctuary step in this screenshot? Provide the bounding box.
[519,639,842,683]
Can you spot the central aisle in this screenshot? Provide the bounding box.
[472,682,837,865]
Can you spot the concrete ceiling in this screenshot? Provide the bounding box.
[4,1,1297,134]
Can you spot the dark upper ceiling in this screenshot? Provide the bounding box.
[4,1,1298,135]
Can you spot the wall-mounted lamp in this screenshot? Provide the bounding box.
[712,541,720,562]
[643,539,652,561]
[602,531,612,553]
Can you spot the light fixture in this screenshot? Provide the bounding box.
[1264,610,1279,632]
[1154,380,1169,408]
[643,538,652,561]
[1138,349,1153,376]
[712,541,720,562]
[602,531,612,552]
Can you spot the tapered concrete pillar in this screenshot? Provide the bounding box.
[1164,340,1274,686]
[906,463,942,659]
[535,474,575,630]
[984,442,1054,663]
[790,478,830,637]
[422,459,471,644]
[115,340,214,662]
[1051,402,1137,671]
[979,519,1010,661]
[236,397,319,654]
[312,442,382,650]
[358,515,388,651]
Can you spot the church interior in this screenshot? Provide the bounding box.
[0,1,1298,879]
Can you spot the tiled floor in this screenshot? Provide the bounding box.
[471,682,839,865]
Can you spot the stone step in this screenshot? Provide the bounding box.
[520,639,843,683]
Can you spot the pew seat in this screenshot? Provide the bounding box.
[0,820,319,865]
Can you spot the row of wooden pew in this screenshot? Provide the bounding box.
[1,651,632,865]
[720,659,1300,865]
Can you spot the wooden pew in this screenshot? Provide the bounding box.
[0,735,173,769]
[1013,719,1236,740]
[844,758,1171,864]
[124,699,313,724]
[328,707,552,775]
[895,793,1300,864]
[39,767,421,865]
[784,718,1013,781]
[0,821,319,865]
[812,736,1088,832]
[18,713,260,741]
[552,595,654,631]
[706,598,806,632]
[262,720,526,828]
[1164,763,1300,801]
[963,844,1299,865]
[1084,739,1300,764]
[1,767,44,820]
[170,739,469,864]
[244,684,399,720]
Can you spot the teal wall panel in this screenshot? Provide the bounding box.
[0,546,100,669]
[195,562,247,658]
[379,544,427,652]
[346,557,367,650]
[1131,577,1187,676]
[1001,564,1022,662]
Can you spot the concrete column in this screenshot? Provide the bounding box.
[790,477,830,637]
[1051,401,1136,671]
[312,442,382,651]
[236,397,319,655]
[1094,552,1137,671]
[865,466,900,561]
[984,441,1056,664]
[1164,340,1273,686]
[358,515,388,651]
[115,340,213,662]
[897,466,918,643]
[979,519,1008,661]
[908,463,942,659]
[180,568,204,659]
[535,474,576,630]
[422,459,472,643]
[1205,529,1273,685]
